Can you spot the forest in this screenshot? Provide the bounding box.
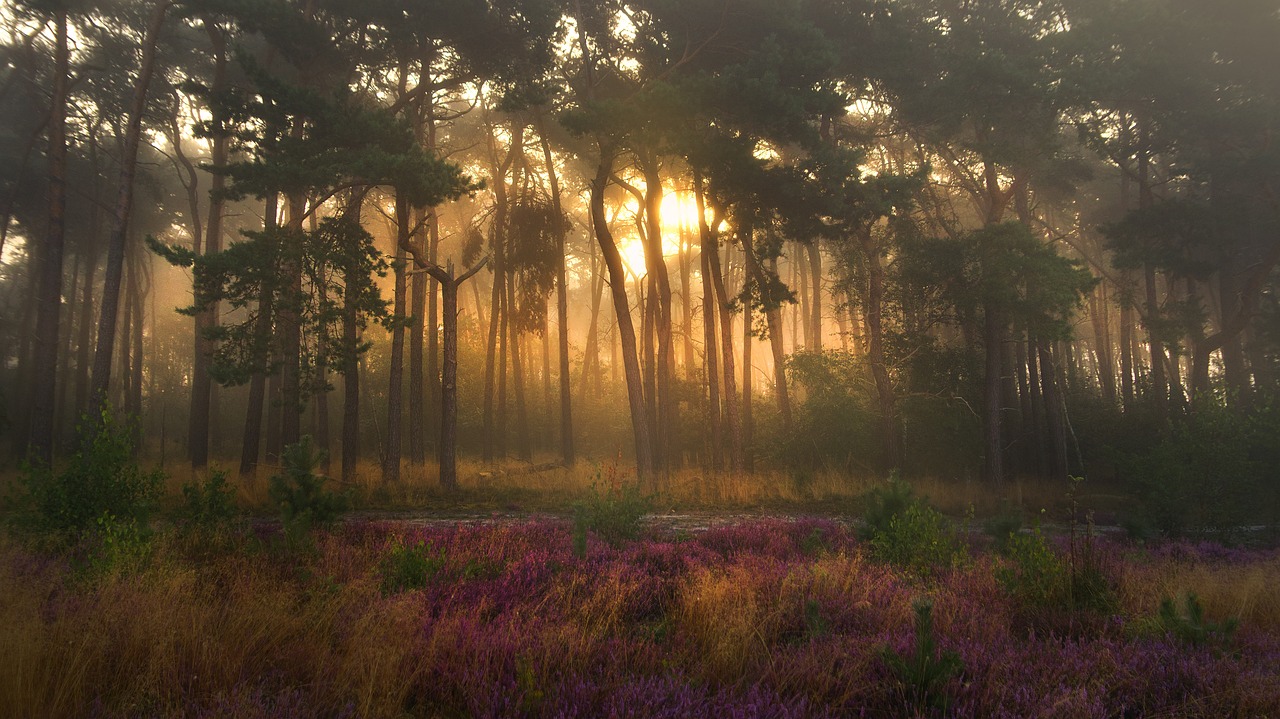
[2,0,1280,717]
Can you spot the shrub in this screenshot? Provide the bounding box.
[882,599,963,716]
[861,477,963,575]
[379,539,446,595]
[179,469,237,530]
[21,409,162,545]
[572,467,651,551]
[269,437,347,545]
[996,523,1117,622]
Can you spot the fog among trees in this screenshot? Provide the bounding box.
[2,0,1279,529]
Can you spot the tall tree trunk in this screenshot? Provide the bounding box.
[28,8,69,463]
[427,259,487,490]
[741,242,792,431]
[742,254,755,474]
[859,230,900,470]
[1039,340,1068,482]
[537,115,574,464]
[1090,281,1117,404]
[590,146,654,480]
[983,302,1005,484]
[384,193,410,482]
[89,0,171,412]
[679,219,695,375]
[240,193,279,479]
[508,257,531,461]
[700,226,722,471]
[640,156,673,476]
[695,174,743,472]
[341,198,363,483]
[74,132,103,420]
[808,241,823,352]
[189,21,228,469]
[1119,275,1135,409]
[409,211,427,465]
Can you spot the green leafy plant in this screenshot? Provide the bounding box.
[179,469,238,530]
[996,520,1117,623]
[269,437,348,545]
[379,539,446,595]
[860,473,917,541]
[861,477,962,575]
[882,599,963,715]
[571,465,651,551]
[21,409,162,545]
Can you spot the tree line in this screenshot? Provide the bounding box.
[2,0,1277,493]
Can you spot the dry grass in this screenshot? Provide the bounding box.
[1118,554,1280,631]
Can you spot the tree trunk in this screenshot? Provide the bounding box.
[741,242,792,431]
[700,224,723,471]
[341,199,363,483]
[983,302,1005,484]
[641,157,673,476]
[536,115,575,464]
[384,193,410,482]
[590,146,654,480]
[859,230,900,470]
[408,209,427,465]
[28,8,69,463]
[695,175,743,472]
[742,253,755,474]
[1039,340,1069,482]
[240,193,278,479]
[89,0,171,412]
[808,241,823,352]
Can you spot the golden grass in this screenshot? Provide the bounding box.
[1118,555,1280,631]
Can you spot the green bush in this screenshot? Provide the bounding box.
[572,471,651,551]
[882,599,963,715]
[379,539,446,595]
[996,524,1117,618]
[179,469,237,529]
[861,477,963,574]
[21,409,162,544]
[269,437,348,544]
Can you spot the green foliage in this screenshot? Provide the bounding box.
[82,512,151,578]
[269,437,347,545]
[881,599,963,716]
[179,470,237,530]
[21,410,162,544]
[861,475,963,575]
[1149,593,1238,651]
[571,468,652,550]
[996,527,1066,608]
[781,350,880,471]
[982,503,1024,550]
[860,474,917,541]
[996,524,1116,617]
[1112,400,1278,538]
[378,539,446,595]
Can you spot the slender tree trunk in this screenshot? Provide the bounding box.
[1119,275,1135,409]
[695,175,742,472]
[859,230,900,470]
[1038,340,1068,482]
[983,302,1005,484]
[797,245,811,350]
[28,8,69,463]
[641,157,673,476]
[189,20,228,469]
[700,226,722,471]
[409,211,427,465]
[89,0,171,412]
[508,258,531,461]
[742,255,755,474]
[341,200,363,483]
[808,241,823,352]
[679,219,695,375]
[438,274,461,488]
[741,242,792,431]
[240,193,279,479]
[590,146,654,480]
[537,115,574,463]
[384,193,410,482]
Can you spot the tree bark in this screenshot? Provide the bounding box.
[89,0,172,412]
[695,174,743,472]
[536,114,575,464]
[384,192,410,482]
[28,7,69,463]
[590,146,654,481]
